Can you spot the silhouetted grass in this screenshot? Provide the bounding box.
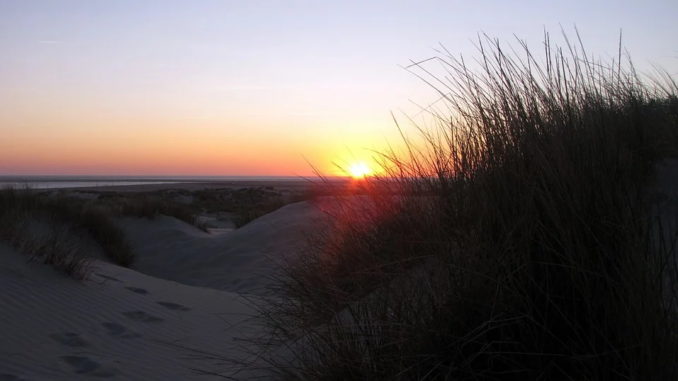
[0,189,134,267]
[228,188,287,227]
[96,192,204,230]
[260,33,678,380]
[0,184,306,276]
[0,189,91,277]
[189,187,290,227]
[97,186,296,229]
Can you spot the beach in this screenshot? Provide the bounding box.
[2,7,677,377]
[0,180,333,380]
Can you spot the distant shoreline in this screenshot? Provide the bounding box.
[0,175,321,181]
[0,176,349,192]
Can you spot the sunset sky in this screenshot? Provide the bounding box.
[2,1,677,176]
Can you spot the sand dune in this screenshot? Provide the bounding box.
[119,201,329,294]
[0,244,263,380]
[0,200,330,380]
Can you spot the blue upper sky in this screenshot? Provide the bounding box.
[1,1,676,175]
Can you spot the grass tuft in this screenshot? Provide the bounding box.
[0,188,134,268]
[0,189,91,278]
[259,32,678,380]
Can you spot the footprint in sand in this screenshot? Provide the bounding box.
[0,374,29,381]
[49,332,88,347]
[122,311,164,323]
[125,287,149,295]
[95,273,121,283]
[156,301,191,312]
[60,356,116,378]
[101,322,141,339]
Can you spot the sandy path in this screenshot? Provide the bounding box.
[0,200,334,380]
[119,201,330,294]
[0,246,267,380]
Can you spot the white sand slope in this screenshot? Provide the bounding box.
[0,200,330,380]
[0,245,266,380]
[119,201,330,294]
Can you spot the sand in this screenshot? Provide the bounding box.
[120,202,328,294]
[0,191,331,379]
[0,244,262,380]
[4,162,674,380]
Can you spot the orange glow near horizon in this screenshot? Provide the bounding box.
[0,118,398,177]
[0,102,403,176]
[4,4,670,177]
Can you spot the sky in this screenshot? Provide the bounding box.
[1,0,677,176]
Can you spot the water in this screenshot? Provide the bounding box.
[0,176,309,190]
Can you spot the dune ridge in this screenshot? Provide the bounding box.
[0,200,327,380]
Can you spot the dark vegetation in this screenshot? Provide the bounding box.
[0,185,306,276]
[260,34,678,380]
[0,189,133,270]
[94,186,299,228]
[192,187,292,227]
[96,191,201,228]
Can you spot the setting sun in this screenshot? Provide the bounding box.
[1,1,677,379]
[348,162,372,179]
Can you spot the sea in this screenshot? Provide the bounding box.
[0,176,310,190]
